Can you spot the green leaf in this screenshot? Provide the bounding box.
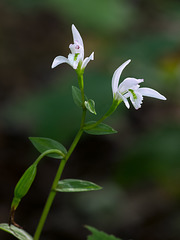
[11,164,37,209]
[72,86,83,107]
[29,137,67,159]
[0,223,33,240]
[86,225,122,240]
[85,99,97,115]
[56,179,102,192]
[72,86,88,108]
[84,121,117,135]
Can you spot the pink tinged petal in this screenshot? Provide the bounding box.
[112,59,131,95]
[81,52,94,69]
[138,88,167,100]
[119,78,144,93]
[69,42,84,55]
[71,24,84,51]
[51,56,69,68]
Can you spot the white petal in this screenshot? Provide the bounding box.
[112,59,131,95]
[81,52,94,69]
[119,78,144,93]
[138,87,167,100]
[51,56,69,68]
[71,24,84,50]
[122,96,130,109]
[116,92,130,109]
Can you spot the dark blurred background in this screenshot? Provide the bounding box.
[0,0,180,240]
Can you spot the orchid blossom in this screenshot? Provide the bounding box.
[112,59,166,109]
[51,24,94,71]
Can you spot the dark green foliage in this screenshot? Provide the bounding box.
[29,137,67,159]
[86,226,122,240]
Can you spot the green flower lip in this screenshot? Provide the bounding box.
[129,89,137,99]
[74,53,79,61]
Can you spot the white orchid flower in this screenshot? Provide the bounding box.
[112,59,167,109]
[51,24,94,71]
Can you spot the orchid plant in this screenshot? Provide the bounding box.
[0,24,166,240]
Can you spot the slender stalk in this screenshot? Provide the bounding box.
[33,73,86,240]
[33,160,66,240]
[34,149,66,166]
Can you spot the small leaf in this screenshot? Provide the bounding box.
[84,121,117,135]
[29,137,67,159]
[0,223,33,240]
[86,225,122,240]
[72,86,88,108]
[85,99,97,115]
[72,86,83,107]
[11,164,37,209]
[56,179,102,192]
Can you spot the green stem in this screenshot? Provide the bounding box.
[33,73,86,240]
[78,74,86,108]
[33,159,66,240]
[34,149,66,166]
